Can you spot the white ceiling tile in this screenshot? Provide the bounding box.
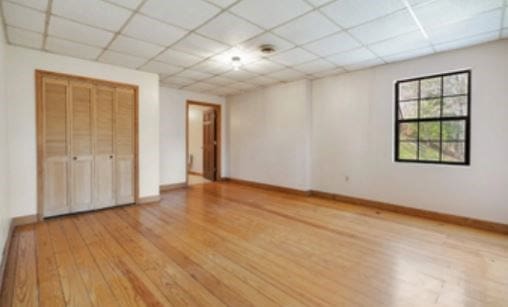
[207,87,236,96]
[184,82,216,92]
[326,47,378,66]
[160,81,181,89]
[413,0,503,30]
[174,69,213,80]
[105,0,142,9]
[242,59,285,74]
[139,60,183,75]
[156,49,203,67]
[349,10,418,44]
[230,0,312,29]
[46,36,103,60]
[197,12,264,45]
[229,82,258,90]
[110,35,165,58]
[269,48,317,66]
[311,67,346,78]
[248,75,280,86]
[140,0,220,30]
[206,0,236,8]
[6,26,43,48]
[192,60,231,75]
[205,76,235,85]
[368,30,431,57]
[344,57,384,71]
[162,76,195,86]
[407,0,436,5]
[171,33,228,58]
[240,32,295,57]
[99,50,147,68]
[221,69,258,81]
[3,2,45,33]
[7,0,48,11]
[294,59,335,74]
[52,0,132,31]
[434,30,500,52]
[267,68,307,81]
[382,47,434,63]
[307,0,334,7]
[273,11,340,45]
[302,31,360,56]
[123,14,188,46]
[428,10,502,44]
[320,0,404,29]
[48,16,114,47]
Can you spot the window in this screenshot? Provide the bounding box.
[395,70,471,165]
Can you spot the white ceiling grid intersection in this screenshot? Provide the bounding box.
[1,0,506,96]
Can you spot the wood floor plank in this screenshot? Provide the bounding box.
[162,191,444,301]
[1,229,19,307]
[138,202,364,306]
[58,218,119,307]
[13,225,38,307]
[94,209,225,307]
[2,182,508,306]
[34,223,65,307]
[47,220,93,307]
[113,208,255,307]
[72,213,170,307]
[201,184,508,301]
[119,207,285,307]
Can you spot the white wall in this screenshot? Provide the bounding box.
[312,40,508,224]
[5,46,160,218]
[159,87,226,185]
[228,80,312,191]
[0,17,11,265]
[188,105,212,174]
[227,40,508,224]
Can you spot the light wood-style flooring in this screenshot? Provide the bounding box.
[1,182,508,306]
[188,174,211,186]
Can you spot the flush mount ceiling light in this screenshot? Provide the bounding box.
[231,56,242,71]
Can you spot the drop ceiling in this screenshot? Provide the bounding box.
[2,0,507,96]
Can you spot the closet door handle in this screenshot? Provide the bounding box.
[109,155,114,159]
[73,156,77,160]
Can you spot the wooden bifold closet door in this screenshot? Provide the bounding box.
[94,86,116,209]
[38,72,137,217]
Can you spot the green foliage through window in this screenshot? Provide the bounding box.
[395,71,470,165]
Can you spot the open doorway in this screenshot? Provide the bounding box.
[186,101,221,186]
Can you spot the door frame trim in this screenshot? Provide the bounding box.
[35,70,139,220]
[185,100,222,184]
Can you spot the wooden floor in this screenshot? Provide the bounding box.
[1,182,508,306]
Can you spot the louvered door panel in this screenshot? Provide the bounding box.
[94,86,116,209]
[42,78,70,217]
[115,87,135,205]
[70,81,94,213]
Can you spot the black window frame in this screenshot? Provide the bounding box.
[394,70,471,166]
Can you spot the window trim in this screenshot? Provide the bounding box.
[394,70,471,166]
